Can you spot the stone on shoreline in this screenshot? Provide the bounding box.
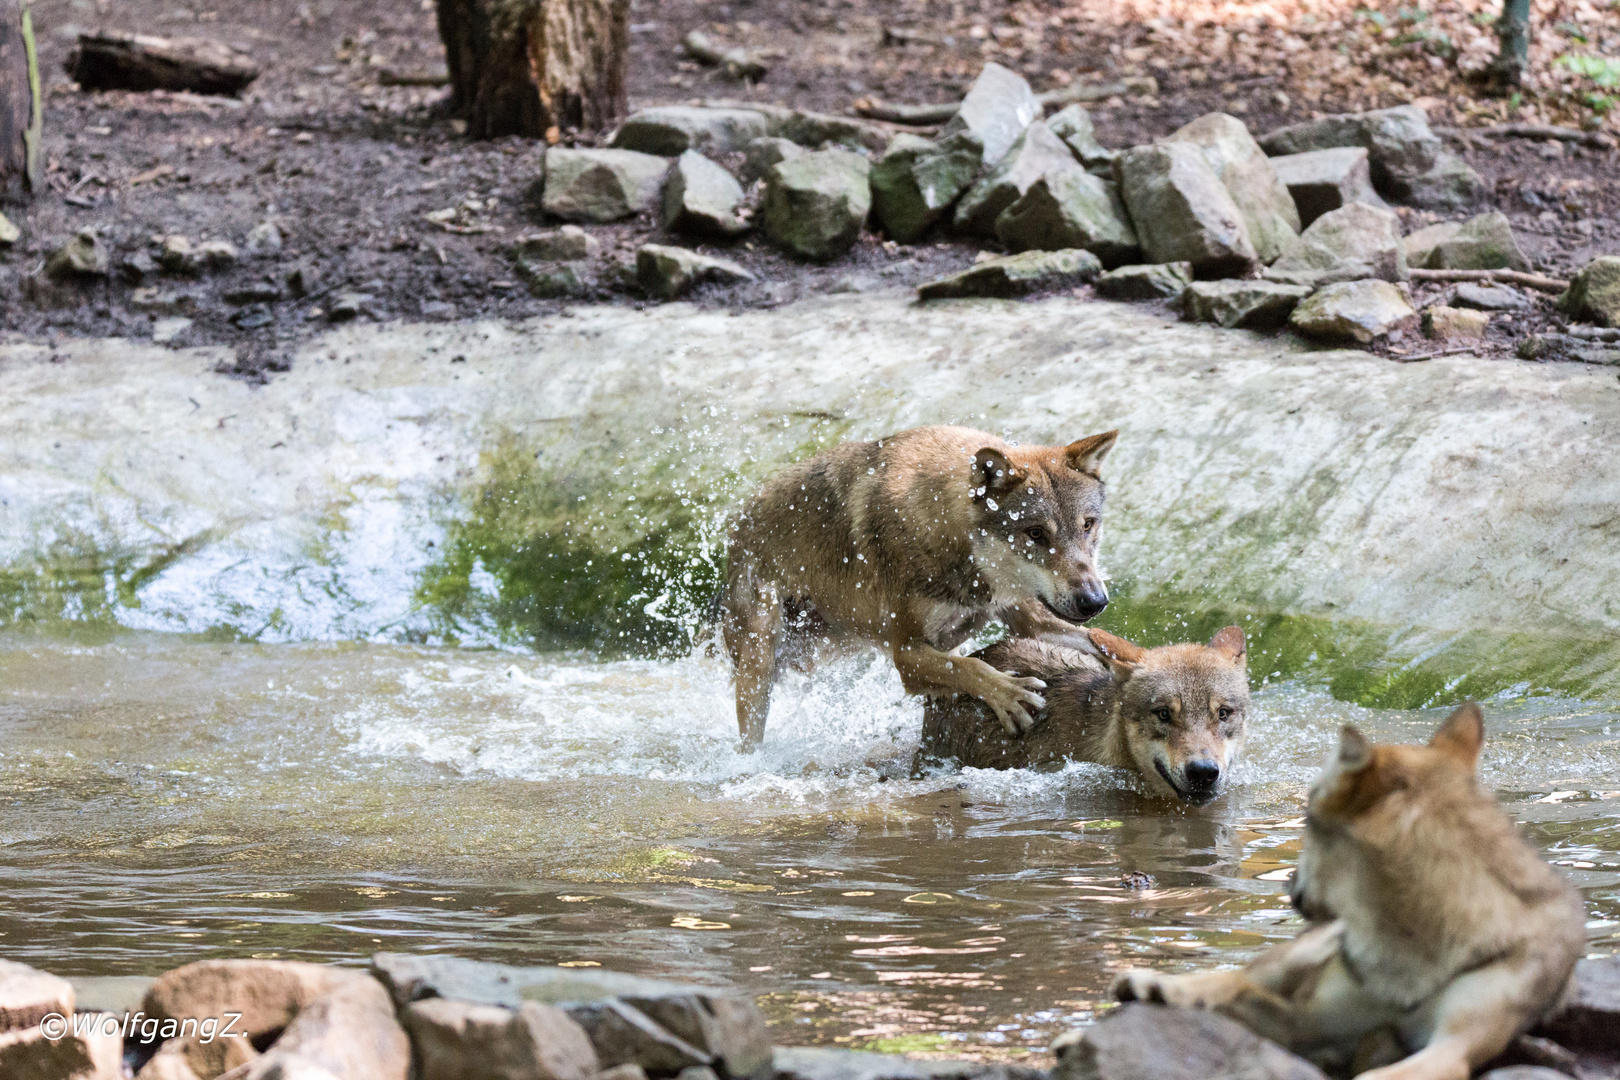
[994,167,1139,266]
[774,1046,1023,1080]
[1289,279,1416,343]
[1267,202,1408,287]
[225,975,408,1080]
[1268,147,1383,227]
[1094,262,1194,300]
[611,107,769,156]
[1051,1003,1329,1080]
[1182,280,1313,330]
[637,244,755,300]
[1,958,75,1034]
[937,61,1040,166]
[917,249,1102,300]
[1556,257,1620,328]
[660,151,749,239]
[1115,142,1258,277]
[542,148,670,223]
[761,150,871,260]
[407,998,599,1080]
[1165,112,1300,264]
[0,1013,121,1080]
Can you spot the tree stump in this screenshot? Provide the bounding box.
[436,0,629,140]
[0,0,43,198]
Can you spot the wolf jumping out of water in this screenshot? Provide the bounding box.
[721,425,1118,750]
[917,626,1250,804]
[1106,703,1587,1080]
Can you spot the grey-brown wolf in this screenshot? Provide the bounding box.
[721,425,1118,750]
[916,626,1250,804]
[1107,703,1586,1080]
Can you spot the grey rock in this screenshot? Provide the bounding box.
[1516,334,1620,365]
[406,998,599,1080]
[328,292,374,322]
[1556,257,1620,328]
[542,148,670,223]
[285,264,320,298]
[224,281,282,305]
[1404,153,1487,213]
[953,120,1076,239]
[740,137,804,184]
[1182,279,1313,329]
[245,219,283,258]
[869,131,981,244]
[1451,282,1531,311]
[752,105,891,152]
[1477,1070,1577,1080]
[1051,1003,1328,1080]
[514,226,599,262]
[994,167,1139,266]
[938,61,1040,166]
[119,251,159,284]
[224,975,409,1080]
[567,999,712,1075]
[45,230,110,280]
[1422,211,1529,272]
[129,287,196,315]
[159,235,202,275]
[1094,262,1194,300]
[1046,104,1115,173]
[1289,279,1417,343]
[0,211,18,246]
[760,150,871,261]
[232,304,275,329]
[1536,956,1620,1050]
[661,151,748,238]
[917,249,1102,300]
[1258,105,1483,210]
[0,1013,121,1080]
[636,244,755,300]
[1116,142,1258,277]
[773,1047,1017,1080]
[196,240,238,270]
[1402,220,1460,269]
[1421,305,1489,340]
[1267,202,1408,286]
[421,300,459,319]
[1269,147,1384,227]
[678,1067,722,1080]
[1165,112,1300,264]
[611,107,769,156]
[517,261,586,300]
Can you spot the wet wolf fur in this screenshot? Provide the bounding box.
[916,626,1250,804]
[722,425,1118,749]
[1109,703,1587,1080]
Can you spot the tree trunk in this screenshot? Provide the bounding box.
[1489,0,1531,89]
[0,0,43,198]
[437,0,629,140]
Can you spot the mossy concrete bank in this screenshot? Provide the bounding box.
[2,291,1618,700]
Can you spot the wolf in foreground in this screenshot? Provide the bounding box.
[721,425,1118,750]
[916,626,1249,804]
[1107,703,1586,1080]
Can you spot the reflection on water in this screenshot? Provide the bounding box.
[1,630,1617,1060]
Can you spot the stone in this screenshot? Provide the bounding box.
[1050,1003,1328,1080]
[636,244,755,300]
[1267,202,1408,286]
[1402,221,1460,269]
[233,304,275,329]
[328,292,373,321]
[514,226,599,262]
[1422,212,1530,272]
[760,150,871,261]
[753,106,892,153]
[1115,142,1258,277]
[1182,280,1313,330]
[223,976,409,1080]
[953,120,1078,239]
[224,281,282,305]
[994,167,1139,266]
[1,958,75,1034]
[542,148,670,223]
[516,261,585,300]
[1557,257,1620,328]
[1422,306,1489,340]
[244,220,283,258]
[119,250,159,284]
[160,235,200,275]
[740,137,803,184]
[1258,105,1483,210]
[599,1067,650,1080]
[138,1045,203,1080]
[0,211,19,245]
[773,1047,1002,1080]
[196,240,238,270]
[660,151,748,238]
[1165,112,1300,264]
[611,107,768,156]
[917,249,1102,300]
[938,61,1040,166]
[1094,262,1194,300]
[1535,956,1620,1051]
[406,998,599,1080]
[1289,279,1417,343]
[0,1012,121,1080]
[1516,334,1620,365]
[45,230,111,280]
[1046,104,1115,173]
[869,131,981,244]
[150,317,191,343]
[1452,282,1531,311]
[70,975,155,1016]
[1269,147,1383,227]
[285,264,320,298]
[421,300,459,319]
[678,1067,721,1080]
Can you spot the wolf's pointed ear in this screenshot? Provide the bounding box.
[972,447,1025,496]
[1088,628,1145,678]
[1335,725,1373,771]
[1430,702,1484,767]
[1065,430,1118,478]
[1208,625,1247,666]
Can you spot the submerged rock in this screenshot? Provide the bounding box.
[407,998,599,1080]
[636,244,755,300]
[1165,112,1300,264]
[1267,202,1408,286]
[994,167,1138,265]
[1182,279,1313,330]
[917,249,1102,300]
[1556,257,1620,328]
[611,106,768,156]
[1289,279,1417,343]
[953,120,1074,238]
[1269,146,1383,227]
[1095,261,1194,300]
[938,61,1040,166]
[1421,212,1529,272]
[1259,105,1483,210]
[1116,142,1258,277]
[542,148,670,223]
[761,150,871,260]
[869,131,982,244]
[1051,1003,1328,1080]
[660,151,749,238]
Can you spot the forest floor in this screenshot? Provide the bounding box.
[0,0,1617,378]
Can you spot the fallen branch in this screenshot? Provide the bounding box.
[1471,122,1617,149]
[851,98,955,125]
[1392,344,1496,362]
[1567,326,1620,342]
[1037,76,1158,110]
[682,30,767,81]
[1409,268,1568,294]
[65,31,259,96]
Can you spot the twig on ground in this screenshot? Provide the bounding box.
[851,98,956,125]
[1470,123,1617,149]
[1037,77,1158,110]
[1409,268,1569,294]
[1392,344,1497,362]
[682,30,767,81]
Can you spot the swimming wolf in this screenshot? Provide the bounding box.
[721,425,1118,749]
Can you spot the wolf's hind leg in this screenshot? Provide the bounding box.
[723,573,782,751]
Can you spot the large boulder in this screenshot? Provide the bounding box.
[953,120,1074,238]
[0,1016,121,1080]
[611,107,769,156]
[637,244,755,300]
[994,167,1139,266]
[1289,279,1417,342]
[1095,261,1194,300]
[1421,211,1529,272]
[760,150,871,260]
[660,152,748,238]
[869,131,982,244]
[1,958,74,1033]
[542,148,670,223]
[1164,112,1300,263]
[407,998,600,1080]
[1182,280,1313,330]
[1051,1003,1328,1080]
[221,976,409,1080]
[917,249,1102,300]
[1258,105,1484,210]
[1556,256,1620,328]
[938,61,1040,166]
[1267,202,1408,286]
[1115,142,1258,277]
[1269,147,1384,227]
[1046,104,1116,173]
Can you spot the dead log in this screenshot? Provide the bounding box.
[437,0,629,139]
[680,30,767,81]
[65,31,260,95]
[0,0,43,197]
[851,97,955,125]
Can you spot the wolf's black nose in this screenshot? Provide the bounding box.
[1072,583,1108,621]
[1184,758,1221,791]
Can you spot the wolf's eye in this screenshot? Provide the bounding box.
[1153,707,1172,723]
[1217,706,1233,721]
[1082,517,1097,532]
[1024,526,1047,546]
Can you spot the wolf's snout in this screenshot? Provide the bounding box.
[1070,581,1108,621]
[1183,757,1222,795]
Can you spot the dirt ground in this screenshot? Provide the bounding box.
[0,0,1617,378]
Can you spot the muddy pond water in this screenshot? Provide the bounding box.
[2,627,1617,1061]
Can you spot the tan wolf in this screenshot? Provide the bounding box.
[721,425,1118,750]
[915,626,1249,804]
[1108,703,1587,1080]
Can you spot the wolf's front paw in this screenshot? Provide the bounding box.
[981,673,1046,736]
[1112,969,1179,1006]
